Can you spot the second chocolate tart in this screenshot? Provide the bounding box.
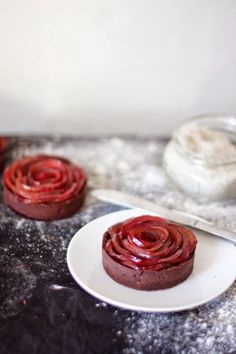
[3,154,87,220]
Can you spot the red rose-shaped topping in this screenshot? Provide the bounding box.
[3,155,87,204]
[104,215,197,271]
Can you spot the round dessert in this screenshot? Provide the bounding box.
[102,215,197,290]
[3,155,87,220]
[0,137,7,168]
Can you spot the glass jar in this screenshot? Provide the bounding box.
[163,115,236,201]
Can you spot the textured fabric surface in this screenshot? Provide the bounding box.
[0,136,235,354]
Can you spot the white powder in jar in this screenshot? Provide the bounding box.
[175,124,236,163]
[163,122,236,201]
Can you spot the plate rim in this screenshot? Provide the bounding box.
[67,209,236,313]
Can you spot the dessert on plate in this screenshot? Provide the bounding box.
[3,155,87,220]
[102,215,197,290]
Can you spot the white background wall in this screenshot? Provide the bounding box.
[0,0,236,135]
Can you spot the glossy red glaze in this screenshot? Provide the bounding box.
[3,155,87,220]
[104,215,197,271]
[3,155,87,205]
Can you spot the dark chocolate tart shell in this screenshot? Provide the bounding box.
[3,185,86,221]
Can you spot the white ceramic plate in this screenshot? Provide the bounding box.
[67,209,236,312]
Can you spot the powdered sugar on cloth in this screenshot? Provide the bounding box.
[1,136,235,354]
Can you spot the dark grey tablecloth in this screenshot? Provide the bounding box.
[1,136,235,354]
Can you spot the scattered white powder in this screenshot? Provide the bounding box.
[1,136,235,352]
[11,137,166,193]
[120,282,236,354]
[0,255,37,319]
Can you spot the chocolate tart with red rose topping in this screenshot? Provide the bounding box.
[0,137,7,168]
[102,215,197,290]
[3,155,87,220]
